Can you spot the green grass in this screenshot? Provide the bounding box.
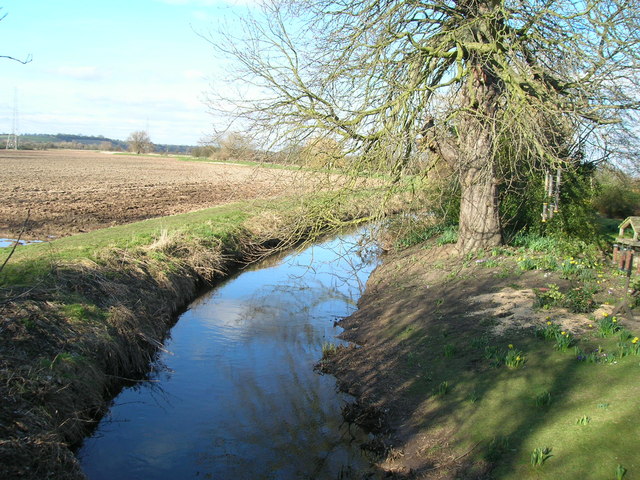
[399,321,640,479]
[393,222,458,249]
[114,151,327,173]
[0,203,250,286]
[485,355,639,478]
[177,155,299,171]
[1,191,339,287]
[61,302,108,323]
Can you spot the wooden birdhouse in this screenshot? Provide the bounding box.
[617,216,640,247]
[613,217,640,274]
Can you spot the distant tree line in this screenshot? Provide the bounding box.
[0,133,192,154]
[190,131,344,166]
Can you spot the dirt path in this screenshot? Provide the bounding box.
[0,150,306,240]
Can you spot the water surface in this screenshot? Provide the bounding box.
[0,238,42,248]
[78,230,380,479]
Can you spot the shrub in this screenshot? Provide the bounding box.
[564,285,597,313]
[534,284,564,309]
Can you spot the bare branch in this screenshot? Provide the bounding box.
[207,0,640,250]
[0,210,31,277]
[0,53,32,64]
[0,8,32,64]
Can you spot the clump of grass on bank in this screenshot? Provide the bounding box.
[389,217,458,249]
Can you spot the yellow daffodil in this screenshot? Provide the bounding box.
[632,337,639,344]
[508,344,514,349]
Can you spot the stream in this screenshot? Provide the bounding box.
[77,230,381,479]
[0,238,43,248]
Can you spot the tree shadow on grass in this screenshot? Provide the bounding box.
[330,247,640,479]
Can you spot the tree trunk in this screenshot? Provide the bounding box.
[456,165,502,253]
[455,60,503,253]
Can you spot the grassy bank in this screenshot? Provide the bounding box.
[0,192,384,479]
[322,230,640,479]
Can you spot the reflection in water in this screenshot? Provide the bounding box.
[78,230,380,479]
[0,238,43,248]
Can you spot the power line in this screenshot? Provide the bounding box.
[5,88,19,150]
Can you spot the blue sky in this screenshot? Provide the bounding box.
[0,0,255,145]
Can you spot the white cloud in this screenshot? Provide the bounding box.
[11,80,211,145]
[192,10,215,21]
[183,69,206,80]
[55,66,109,81]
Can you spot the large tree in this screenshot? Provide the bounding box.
[210,0,640,252]
[127,130,153,155]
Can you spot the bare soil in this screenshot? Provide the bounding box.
[0,150,307,240]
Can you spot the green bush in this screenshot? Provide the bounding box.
[592,169,640,219]
[564,285,597,313]
[501,162,600,242]
[534,284,564,309]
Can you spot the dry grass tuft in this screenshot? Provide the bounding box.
[0,433,85,480]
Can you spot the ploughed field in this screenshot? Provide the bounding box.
[0,150,304,240]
